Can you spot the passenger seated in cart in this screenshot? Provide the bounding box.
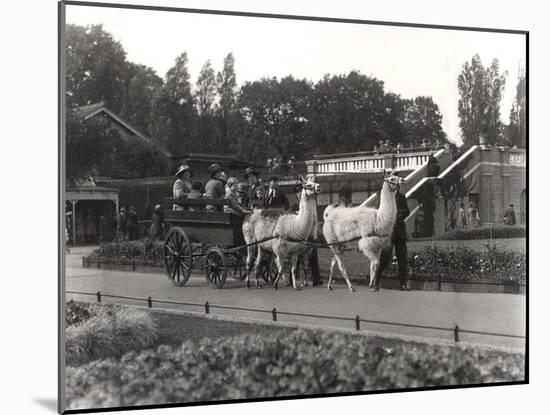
[237,183,248,206]
[244,167,261,208]
[250,186,267,210]
[173,164,193,211]
[205,163,227,212]
[187,181,203,212]
[224,177,252,216]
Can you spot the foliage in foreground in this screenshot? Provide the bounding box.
[66,303,157,367]
[66,328,524,410]
[442,226,526,241]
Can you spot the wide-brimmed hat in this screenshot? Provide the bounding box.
[244,167,259,178]
[175,164,192,177]
[207,163,224,175]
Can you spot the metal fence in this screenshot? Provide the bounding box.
[66,290,525,344]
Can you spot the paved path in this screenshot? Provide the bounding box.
[64,246,526,350]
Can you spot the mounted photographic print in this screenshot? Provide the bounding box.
[59,1,528,413]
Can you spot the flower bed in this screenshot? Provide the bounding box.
[88,239,526,285]
[66,327,524,410]
[89,238,164,266]
[442,225,526,240]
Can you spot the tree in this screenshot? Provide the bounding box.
[120,63,163,136]
[65,110,113,184]
[233,76,314,163]
[195,60,218,151]
[458,54,507,147]
[309,71,390,154]
[507,70,526,148]
[65,24,128,113]
[401,96,447,147]
[217,53,238,151]
[150,52,197,156]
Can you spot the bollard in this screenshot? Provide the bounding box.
[454,324,460,342]
[147,297,152,308]
[272,308,277,322]
[355,315,360,331]
[205,302,210,314]
[97,258,101,269]
[132,260,136,272]
[96,291,102,303]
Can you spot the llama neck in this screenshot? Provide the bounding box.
[376,183,398,234]
[294,192,317,240]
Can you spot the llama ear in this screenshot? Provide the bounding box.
[299,175,306,185]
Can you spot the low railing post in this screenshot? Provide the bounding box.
[454,324,460,342]
[132,260,136,272]
[355,315,360,331]
[96,291,102,303]
[272,308,277,322]
[147,296,152,308]
[205,302,210,314]
[97,258,101,269]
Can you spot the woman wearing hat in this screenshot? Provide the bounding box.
[223,177,251,216]
[173,164,193,211]
[205,163,226,212]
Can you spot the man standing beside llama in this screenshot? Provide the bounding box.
[371,180,410,291]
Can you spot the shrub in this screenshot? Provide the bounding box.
[66,328,525,409]
[385,244,526,282]
[66,304,158,367]
[66,300,98,327]
[90,238,164,266]
[442,226,526,240]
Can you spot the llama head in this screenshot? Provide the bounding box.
[382,170,404,193]
[299,175,321,200]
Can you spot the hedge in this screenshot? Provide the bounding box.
[90,238,164,266]
[66,303,157,367]
[442,226,526,240]
[65,328,525,410]
[386,244,526,282]
[89,237,526,283]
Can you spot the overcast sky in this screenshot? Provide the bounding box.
[66,4,526,145]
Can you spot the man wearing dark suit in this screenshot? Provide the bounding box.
[371,183,410,291]
[244,167,261,208]
[265,176,289,210]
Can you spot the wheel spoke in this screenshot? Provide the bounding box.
[175,259,181,283]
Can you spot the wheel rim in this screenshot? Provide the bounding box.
[164,227,193,286]
[205,247,227,288]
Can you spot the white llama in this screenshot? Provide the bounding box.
[242,176,321,290]
[322,171,403,292]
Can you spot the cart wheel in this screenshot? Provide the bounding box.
[204,247,228,288]
[229,248,247,281]
[164,227,193,286]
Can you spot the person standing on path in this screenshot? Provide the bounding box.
[116,207,127,240]
[503,204,517,225]
[371,181,410,291]
[126,206,138,240]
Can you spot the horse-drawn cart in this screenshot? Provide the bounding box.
[162,198,277,288]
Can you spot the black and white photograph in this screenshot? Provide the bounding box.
[58,1,527,413]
